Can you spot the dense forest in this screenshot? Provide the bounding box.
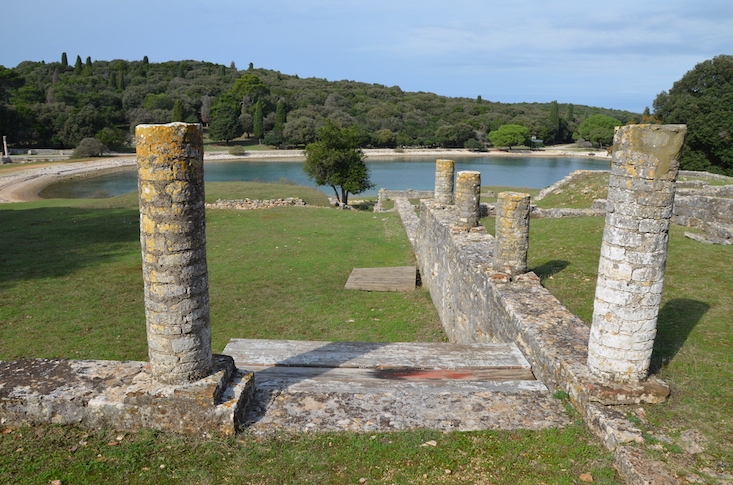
[0,55,639,150]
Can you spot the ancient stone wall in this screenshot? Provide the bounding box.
[410,199,667,402]
[673,195,733,230]
[206,198,306,210]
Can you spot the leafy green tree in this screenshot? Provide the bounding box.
[209,104,242,144]
[303,120,374,205]
[231,74,269,102]
[464,138,485,151]
[283,116,316,145]
[372,128,395,148]
[71,137,108,158]
[488,124,531,149]
[573,114,621,148]
[654,55,733,175]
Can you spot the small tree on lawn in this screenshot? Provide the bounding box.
[303,120,374,206]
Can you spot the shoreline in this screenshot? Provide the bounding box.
[0,147,610,204]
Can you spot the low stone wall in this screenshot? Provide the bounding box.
[674,195,733,228]
[403,200,668,452]
[206,198,307,210]
[374,188,434,212]
[480,203,605,219]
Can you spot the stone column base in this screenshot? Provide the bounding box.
[0,355,253,436]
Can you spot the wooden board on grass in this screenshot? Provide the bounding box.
[344,266,416,292]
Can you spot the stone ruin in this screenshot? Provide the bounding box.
[0,123,690,451]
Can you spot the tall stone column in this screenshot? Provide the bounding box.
[494,192,530,275]
[136,122,212,384]
[454,170,481,229]
[588,124,687,383]
[434,159,455,205]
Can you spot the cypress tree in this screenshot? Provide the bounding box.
[74,55,83,74]
[565,104,575,124]
[275,99,287,131]
[61,52,68,67]
[253,99,264,140]
[549,100,560,143]
[171,99,184,122]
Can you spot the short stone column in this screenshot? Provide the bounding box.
[494,192,531,275]
[588,124,687,383]
[454,170,481,229]
[136,122,212,384]
[434,159,455,205]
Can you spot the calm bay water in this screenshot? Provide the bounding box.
[39,155,609,199]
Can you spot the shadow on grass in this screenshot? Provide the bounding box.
[530,260,570,282]
[0,206,139,288]
[650,298,709,374]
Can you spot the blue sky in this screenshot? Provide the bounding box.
[2,0,731,112]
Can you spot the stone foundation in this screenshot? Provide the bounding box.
[412,200,669,407]
[0,356,253,436]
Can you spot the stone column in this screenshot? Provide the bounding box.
[136,122,212,384]
[454,170,481,229]
[434,159,455,205]
[588,124,687,383]
[494,192,531,275]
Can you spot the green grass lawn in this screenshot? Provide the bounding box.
[0,181,625,484]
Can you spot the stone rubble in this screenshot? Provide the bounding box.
[206,197,307,210]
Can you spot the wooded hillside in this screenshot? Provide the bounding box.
[0,56,639,149]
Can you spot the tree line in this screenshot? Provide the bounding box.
[0,54,639,152]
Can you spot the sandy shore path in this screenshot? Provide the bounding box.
[0,147,608,204]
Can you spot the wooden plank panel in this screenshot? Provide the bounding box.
[344,266,416,292]
[224,339,531,369]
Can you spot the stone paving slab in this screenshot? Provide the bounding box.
[224,339,531,369]
[244,389,570,434]
[226,339,569,434]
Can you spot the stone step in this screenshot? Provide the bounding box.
[224,338,531,370]
[223,339,570,434]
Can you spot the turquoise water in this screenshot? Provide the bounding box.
[39,156,609,199]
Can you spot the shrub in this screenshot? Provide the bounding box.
[228,146,246,156]
[72,138,109,158]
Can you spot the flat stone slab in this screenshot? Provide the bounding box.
[224,339,570,434]
[0,355,253,436]
[344,266,417,291]
[224,339,532,369]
